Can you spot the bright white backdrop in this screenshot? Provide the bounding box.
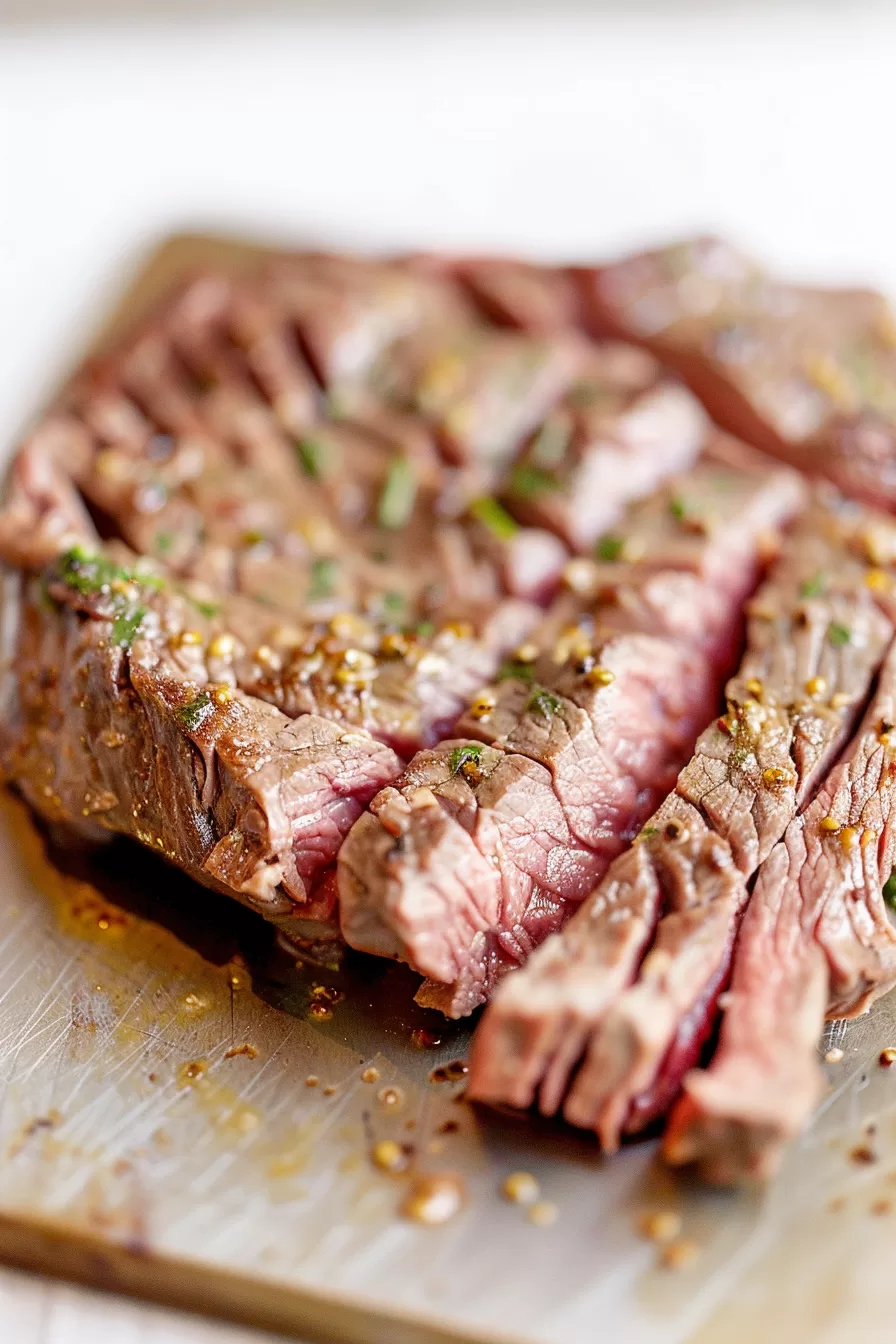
[2,7,896,450]
[0,7,893,1341]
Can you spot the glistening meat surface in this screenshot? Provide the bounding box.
[664,640,896,1185]
[467,495,895,1138]
[338,450,803,1015]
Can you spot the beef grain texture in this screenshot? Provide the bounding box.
[467,495,896,1143]
[338,450,803,1016]
[664,639,896,1184]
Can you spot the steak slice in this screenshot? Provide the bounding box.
[664,641,896,1184]
[580,236,896,512]
[338,453,803,1015]
[467,497,894,1133]
[411,254,583,334]
[503,345,706,552]
[0,554,401,935]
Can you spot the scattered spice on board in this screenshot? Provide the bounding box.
[527,1201,558,1228]
[502,1172,540,1206]
[661,1239,701,1271]
[401,1173,465,1225]
[638,1211,682,1243]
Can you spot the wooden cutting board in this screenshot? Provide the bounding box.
[1,236,895,1344]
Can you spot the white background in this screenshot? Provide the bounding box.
[2,5,896,452]
[0,6,894,1340]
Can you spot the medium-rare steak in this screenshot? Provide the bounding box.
[664,640,896,1184]
[467,495,895,1142]
[337,450,803,1015]
[1,548,401,933]
[580,236,896,511]
[502,344,706,552]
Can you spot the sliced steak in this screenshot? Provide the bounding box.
[338,454,803,1015]
[0,553,401,935]
[467,496,894,1133]
[367,326,587,474]
[580,236,896,512]
[503,345,707,551]
[440,256,583,333]
[664,641,896,1184]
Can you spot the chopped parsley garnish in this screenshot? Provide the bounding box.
[595,534,625,562]
[638,826,659,840]
[176,691,213,733]
[308,557,340,601]
[800,572,827,599]
[110,607,146,649]
[378,458,417,530]
[192,598,221,620]
[668,496,688,521]
[469,496,518,541]
[497,658,534,683]
[527,685,562,718]
[56,546,132,598]
[296,437,327,479]
[884,867,896,910]
[415,620,435,638]
[509,465,560,499]
[829,622,852,647]
[448,742,484,775]
[382,590,405,619]
[154,531,175,556]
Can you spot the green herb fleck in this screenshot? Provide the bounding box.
[829,622,852,648]
[595,534,625,562]
[527,685,562,718]
[176,691,213,733]
[497,658,535,684]
[192,598,221,620]
[509,465,560,499]
[469,496,518,541]
[308,557,340,601]
[110,606,146,649]
[448,742,484,776]
[638,826,659,841]
[296,437,328,479]
[415,620,435,638]
[669,497,688,521]
[378,458,417,530]
[382,590,405,620]
[884,867,896,910]
[800,572,827,599]
[56,546,132,598]
[154,531,175,556]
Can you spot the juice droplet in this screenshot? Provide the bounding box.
[428,1060,468,1084]
[410,1028,442,1049]
[177,1059,209,1088]
[309,1003,333,1022]
[361,1066,380,1084]
[377,1086,404,1110]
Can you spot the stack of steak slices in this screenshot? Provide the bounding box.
[9,239,896,1184]
[468,495,896,1150]
[0,250,711,952]
[337,444,804,1015]
[579,235,896,510]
